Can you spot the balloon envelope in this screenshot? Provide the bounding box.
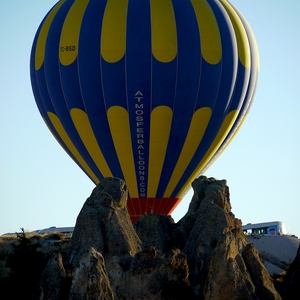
[30,0,259,221]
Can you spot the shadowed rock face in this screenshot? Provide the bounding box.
[40,253,66,300]
[69,248,114,300]
[39,176,282,299]
[282,243,300,299]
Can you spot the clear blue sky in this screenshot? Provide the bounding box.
[1,0,299,236]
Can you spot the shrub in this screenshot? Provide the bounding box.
[1,228,47,299]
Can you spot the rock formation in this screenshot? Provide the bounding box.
[69,247,114,300]
[40,253,66,300]
[69,177,142,267]
[174,177,280,299]
[281,242,300,299]
[37,176,282,299]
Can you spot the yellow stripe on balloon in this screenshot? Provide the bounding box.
[70,108,113,178]
[107,106,138,197]
[219,0,250,68]
[191,0,222,65]
[176,109,239,198]
[35,0,66,70]
[101,0,128,63]
[204,114,248,171]
[150,0,177,62]
[163,107,212,197]
[59,0,90,66]
[47,112,100,184]
[147,106,173,197]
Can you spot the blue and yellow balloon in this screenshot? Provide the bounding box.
[30,0,259,221]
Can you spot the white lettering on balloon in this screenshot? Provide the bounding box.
[135,91,146,197]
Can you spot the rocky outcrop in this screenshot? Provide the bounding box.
[105,246,192,299]
[69,177,142,266]
[282,243,300,299]
[176,177,280,299]
[135,214,177,253]
[40,253,66,300]
[243,243,281,299]
[38,176,282,299]
[69,247,114,300]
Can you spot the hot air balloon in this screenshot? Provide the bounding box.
[30,0,259,221]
